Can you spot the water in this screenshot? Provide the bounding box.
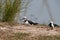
[19,0,60,25]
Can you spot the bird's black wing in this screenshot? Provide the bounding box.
[53,24,59,27]
[48,23,52,27]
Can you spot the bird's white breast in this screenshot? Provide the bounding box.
[51,23,54,28]
[25,21,29,24]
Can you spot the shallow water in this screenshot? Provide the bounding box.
[19,0,60,25]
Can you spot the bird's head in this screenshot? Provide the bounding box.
[50,21,53,24]
[24,16,27,19]
[21,16,27,20]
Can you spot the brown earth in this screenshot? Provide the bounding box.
[0,22,60,40]
[0,22,60,37]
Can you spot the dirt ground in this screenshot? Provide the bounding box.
[0,22,60,40]
[0,22,60,37]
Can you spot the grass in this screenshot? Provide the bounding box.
[2,0,21,22]
[0,31,60,40]
[37,35,60,40]
[0,0,21,22]
[0,23,60,40]
[13,33,29,40]
[0,32,29,40]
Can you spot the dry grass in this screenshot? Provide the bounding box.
[0,23,60,40]
[37,35,60,40]
[0,31,29,40]
[0,31,60,40]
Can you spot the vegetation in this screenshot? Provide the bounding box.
[0,31,29,40]
[36,35,60,40]
[0,0,33,23]
[2,0,21,22]
[0,31,60,40]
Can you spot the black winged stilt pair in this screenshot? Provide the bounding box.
[22,17,59,30]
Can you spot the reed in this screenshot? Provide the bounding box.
[1,0,21,22]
